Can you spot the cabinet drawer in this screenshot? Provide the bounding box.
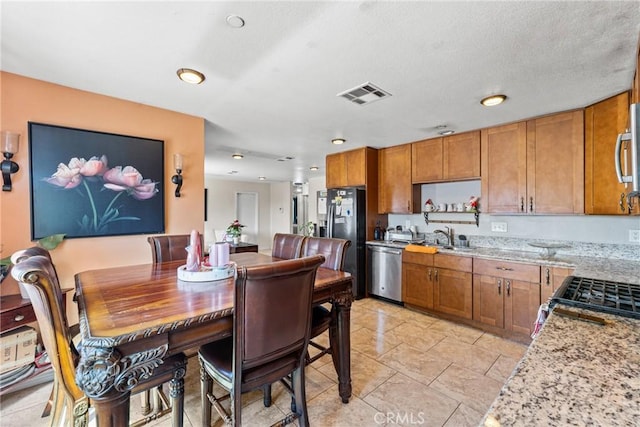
[473,258,540,282]
[402,251,433,266]
[434,253,472,272]
[1,305,36,333]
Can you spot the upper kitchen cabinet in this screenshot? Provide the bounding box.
[481,111,584,214]
[526,110,584,214]
[326,147,372,189]
[585,92,637,214]
[481,121,528,213]
[378,144,421,214]
[412,131,480,183]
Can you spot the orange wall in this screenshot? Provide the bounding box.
[0,71,205,298]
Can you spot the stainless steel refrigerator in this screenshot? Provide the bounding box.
[327,187,366,299]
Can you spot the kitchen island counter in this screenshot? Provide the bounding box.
[481,305,640,426]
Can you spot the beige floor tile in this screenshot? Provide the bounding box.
[485,354,521,383]
[306,384,383,427]
[318,349,396,399]
[350,326,403,358]
[363,372,459,427]
[377,343,451,386]
[389,322,447,352]
[443,403,485,427]
[430,364,503,414]
[425,337,500,374]
[473,333,528,360]
[426,319,485,344]
[351,309,407,333]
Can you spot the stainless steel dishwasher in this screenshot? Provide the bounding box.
[367,244,403,303]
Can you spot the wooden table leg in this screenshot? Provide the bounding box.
[331,289,352,403]
[92,391,131,426]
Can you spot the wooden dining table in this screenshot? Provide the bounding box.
[74,252,353,425]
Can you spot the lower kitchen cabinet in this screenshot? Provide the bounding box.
[433,254,473,319]
[473,259,541,336]
[540,266,573,303]
[402,251,434,309]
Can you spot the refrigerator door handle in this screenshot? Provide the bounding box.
[327,202,334,238]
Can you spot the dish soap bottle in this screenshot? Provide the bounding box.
[374,221,383,241]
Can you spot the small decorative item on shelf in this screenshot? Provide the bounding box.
[424,199,435,212]
[466,196,479,212]
[226,219,244,244]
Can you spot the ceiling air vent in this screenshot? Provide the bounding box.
[337,82,391,105]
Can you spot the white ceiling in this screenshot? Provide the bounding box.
[2,1,639,184]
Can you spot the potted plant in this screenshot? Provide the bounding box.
[225,220,244,244]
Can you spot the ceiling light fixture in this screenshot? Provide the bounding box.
[231,153,244,159]
[480,94,507,107]
[226,15,245,28]
[176,68,205,84]
[331,138,346,145]
[258,176,266,181]
[438,130,455,136]
[309,166,319,171]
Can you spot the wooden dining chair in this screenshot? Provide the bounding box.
[300,237,352,365]
[10,247,188,427]
[198,254,326,427]
[271,233,306,259]
[147,234,203,263]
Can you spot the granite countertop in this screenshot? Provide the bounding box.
[481,305,640,426]
[365,240,640,285]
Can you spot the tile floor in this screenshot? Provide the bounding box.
[0,298,527,426]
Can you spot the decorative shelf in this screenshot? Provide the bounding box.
[423,210,480,227]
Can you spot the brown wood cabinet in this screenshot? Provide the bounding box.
[432,254,473,319]
[481,111,584,214]
[378,144,420,214]
[585,92,638,214]
[402,251,434,309]
[473,259,541,336]
[326,147,367,189]
[540,266,573,303]
[412,131,480,183]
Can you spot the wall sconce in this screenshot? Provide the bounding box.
[171,154,183,197]
[1,131,20,192]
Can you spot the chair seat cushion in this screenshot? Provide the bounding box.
[199,337,299,393]
[310,305,331,338]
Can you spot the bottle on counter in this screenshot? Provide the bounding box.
[374,221,383,240]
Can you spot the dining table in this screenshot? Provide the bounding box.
[73,252,353,426]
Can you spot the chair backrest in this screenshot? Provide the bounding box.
[10,247,86,420]
[301,237,351,271]
[234,255,325,385]
[147,234,203,263]
[271,233,306,260]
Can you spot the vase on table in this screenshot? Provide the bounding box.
[233,236,240,245]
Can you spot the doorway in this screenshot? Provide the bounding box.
[235,192,258,243]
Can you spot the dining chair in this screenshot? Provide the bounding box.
[10,247,188,427]
[198,254,326,427]
[147,234,203,263]
[271,233,306,259]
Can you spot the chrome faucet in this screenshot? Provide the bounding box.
[434,226,454,247]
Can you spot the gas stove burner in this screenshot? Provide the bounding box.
[550,276,640,319]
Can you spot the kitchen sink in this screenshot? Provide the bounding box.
[421,244,474,252]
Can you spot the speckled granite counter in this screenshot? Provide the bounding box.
[481,305,640,426]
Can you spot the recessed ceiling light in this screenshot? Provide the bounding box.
[480,94,507,107]
[439,130,455,136]
[258,176,266,181]
[331,138,346,145]
[232,153,244,159]
[309,166,319,171]
[176,68,205,84]
[226,15,245,28]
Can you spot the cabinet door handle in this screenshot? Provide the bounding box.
[495,266,514,271]
[506,280,511,296]
[428,269,432,281]
[497,279,502,295]
[545,268,550,285]
[14,314,25,322]
[620,193,626,213]
[520,197,524,212]
[434,269,439,281]
[529,197,533,212]
[407,200,411,212]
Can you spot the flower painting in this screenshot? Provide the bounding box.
[29,123,165,239]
